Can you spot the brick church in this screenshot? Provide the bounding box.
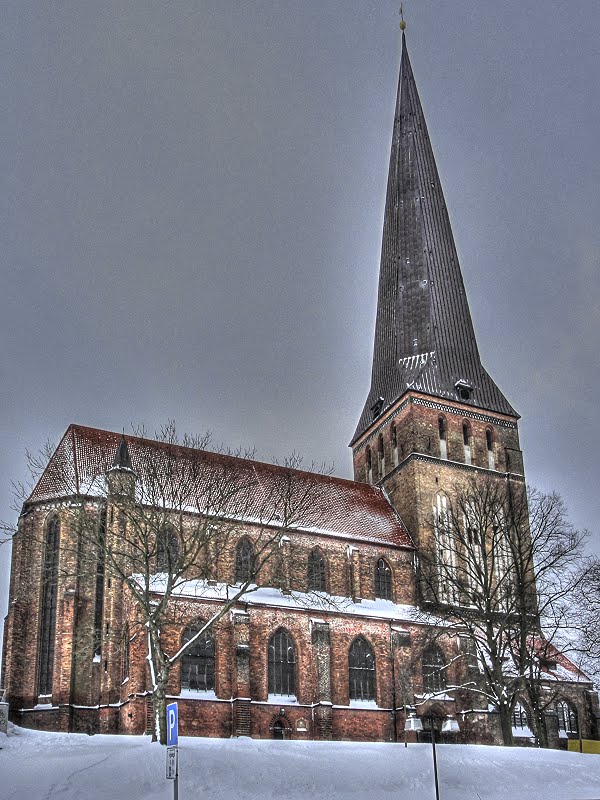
[3,29,597,746]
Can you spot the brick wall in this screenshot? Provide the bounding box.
[4,440,594,749]
[352,392,523,486]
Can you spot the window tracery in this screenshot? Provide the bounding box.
[438,415,447,460]
[181,625,215,692]
[38,515,60,696]
[307,549,327,592]
[349,637,375,701]
[433,493,456,603]
[556,700,578,735]
[235,538,255,584]
[374,558,392,600]
[157,525,179,572]
[268,629,296,696]
[422,645,447,695]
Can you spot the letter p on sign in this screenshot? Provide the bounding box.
[166,702,178,747]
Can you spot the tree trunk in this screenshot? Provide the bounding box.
[498,705,514,746]
[531,707,549,748]
[153,685,167,745]
[147,625,170,745]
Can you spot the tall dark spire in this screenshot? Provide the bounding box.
[353,32,516,443]
[111,433,133,471]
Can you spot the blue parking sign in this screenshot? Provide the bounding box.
[166,702,178,747]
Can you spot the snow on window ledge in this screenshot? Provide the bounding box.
[179,689,217,700]
[268,694,298,705]
[512,725,534,738]
[349,699,379,709]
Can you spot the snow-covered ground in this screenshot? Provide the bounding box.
[1,725,600,800]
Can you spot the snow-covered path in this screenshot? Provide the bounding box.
[1,725,599,800]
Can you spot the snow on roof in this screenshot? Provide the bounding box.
[538,640,592,684]
[27,424,413,549]
[141,576,420,624]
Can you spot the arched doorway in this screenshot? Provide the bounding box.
[272,720,285,740]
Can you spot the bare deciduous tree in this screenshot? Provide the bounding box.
[10,423,328,744]
[419,475,586,746]
[573,557,600,689]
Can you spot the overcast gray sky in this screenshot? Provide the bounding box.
[1,1,599,626]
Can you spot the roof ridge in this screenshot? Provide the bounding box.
[67,423,380,490]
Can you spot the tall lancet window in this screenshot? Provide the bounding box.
[38,515,60,697]
[156,525,179,573]
[422,645,447,694]
[556,700,578,735]
[93,507,106,658]
[366,446,372,483]
[462,421,471,465]
[235,538,255,584]
[349,637,375,701]
[391,423,399,466]
[181,625,215,692]
[377,434,385,478]
[438,416,447,460]
[374,558,393,600]
[491,507,511,608]
[486,428,495,470]
[307,549,327,592]
[433,493,456,604]
[268,629,296,697]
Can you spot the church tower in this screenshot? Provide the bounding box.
[351,29,525,543]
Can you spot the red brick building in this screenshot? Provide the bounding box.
[3,30,598,746]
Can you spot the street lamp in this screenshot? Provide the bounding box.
[404,714,459,800]
[404,711,422,748]
[441,717,459,734]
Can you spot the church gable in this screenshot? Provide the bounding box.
[28,424,414,550]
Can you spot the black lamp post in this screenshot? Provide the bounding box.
[404,714,460,800]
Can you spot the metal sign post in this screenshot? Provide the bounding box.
[166,702,179,800]
[166,747,178,779]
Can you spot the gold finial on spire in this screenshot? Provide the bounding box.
[399,3,406,31]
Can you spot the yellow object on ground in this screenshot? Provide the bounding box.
[567,739,600,754]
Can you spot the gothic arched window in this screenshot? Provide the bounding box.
[307,549,327,592]
[156,525,179,572]
[377,434,385,477]
[433,493,456,604]
[268,629,296,696]
[349,637,375,701]
[374,558,393,600]
[235,538,255,584]
[438,415,447,460]
[93,506,106,658]
[462,421,470,445]
[366,446,372,483]
[422,645,447,695]
[486,427,495,470]
[512,702,529,729]
[462,421,472,465]
[556,699,578,735]
[121,625,130,684]
[391,422,399,466]
[181,625,215,692]
[38,515,60,696]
